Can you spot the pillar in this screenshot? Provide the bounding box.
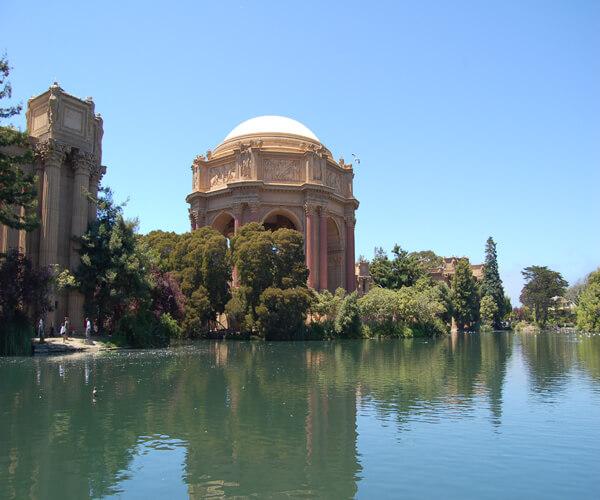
[305,205,316,288]
[38,144,66,328]
[319,209,328,291]
[345,215,356,292]
[68,155,92,332]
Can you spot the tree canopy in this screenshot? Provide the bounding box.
[480,237,506,328]
[451,258,480,331]
[0,55,38,231]
[520,265,568,328]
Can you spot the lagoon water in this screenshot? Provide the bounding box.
[1,332,599,499]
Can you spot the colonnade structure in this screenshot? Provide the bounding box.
[186,116,360,292]
[0,84,106,329]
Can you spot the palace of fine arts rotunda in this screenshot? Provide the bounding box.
[186,116,362,293]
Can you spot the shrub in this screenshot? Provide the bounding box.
[334,292,363,338]
[114,309,174,348]
[256,287,313,340]
[0,312,33,356]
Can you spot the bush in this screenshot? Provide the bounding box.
[334,292,363,338]
[114,309,175,348]
[256,287,312,340]
[0,312,33,356]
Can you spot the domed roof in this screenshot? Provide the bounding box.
[223,115,320,143]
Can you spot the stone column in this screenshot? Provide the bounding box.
[38,144,65,268]
[68,154,92,331]
[319,208,328,291]
[37,142,66,329]
[305,204,316,288]
[345,214,356,292]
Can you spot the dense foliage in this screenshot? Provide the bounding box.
[576,269,600,333]
[0,250,53,355]
[520,266,568,328]
[370,245,430,289]
[229,223,311,339]
[0,55,38,231]
[451,258,480,331]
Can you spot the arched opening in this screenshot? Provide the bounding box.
[327,218,343,291]
[212,212,235,239]
[262,209,300,232]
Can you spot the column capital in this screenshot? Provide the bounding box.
[72,151,97,174]
[34,139,69,166]
[304,203,318,216]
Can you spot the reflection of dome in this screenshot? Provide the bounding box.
[223,115,320,143]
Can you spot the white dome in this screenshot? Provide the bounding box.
[223,115,319,142]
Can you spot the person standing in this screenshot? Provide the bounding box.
[64,317,70,340]
[38,318,45,344]
[85,317,93,344]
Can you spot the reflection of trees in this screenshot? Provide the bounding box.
[4,333,600,498]
[519,332,578,393]
[577,337,600,381]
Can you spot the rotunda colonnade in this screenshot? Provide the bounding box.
[185,116,358,292]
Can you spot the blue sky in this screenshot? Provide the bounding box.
[3,0,599,302]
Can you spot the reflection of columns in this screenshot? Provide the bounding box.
[305,204,316,288]
[319,208,328,291]
[345,215,356,292]
[68,155,92,331]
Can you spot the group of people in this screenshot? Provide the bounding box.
[37,316,94,343]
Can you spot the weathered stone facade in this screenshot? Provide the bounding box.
[430,257,484,284]
[0,84,105,331]
[186,116,359,292]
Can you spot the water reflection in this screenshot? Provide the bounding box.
[0,332,599,498]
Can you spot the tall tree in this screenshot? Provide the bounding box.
[576,269,600,333]
[451,258,480,331]
[520,265,568,328]
[480,237,506,328]
[76,188,152,334]
[0,55,38,231]
[169,226,231,333]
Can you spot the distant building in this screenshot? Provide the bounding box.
[429,257,484,284]
[186,116,360,292]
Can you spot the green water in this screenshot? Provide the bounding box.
[1,332,599,499]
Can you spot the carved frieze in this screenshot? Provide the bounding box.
[325,168,343,193]
[209,163,236,188]
[264,158,303,183]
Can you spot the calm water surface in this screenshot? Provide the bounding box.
[1,332,599,499]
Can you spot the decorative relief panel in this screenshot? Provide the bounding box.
[33,109,48,131]
[63,106,84,133]
[264,158,303,183]
[240,151,252,179]
[209,163,236,188]
[325,169,343,193]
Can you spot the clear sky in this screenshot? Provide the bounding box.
[3,0,599,302]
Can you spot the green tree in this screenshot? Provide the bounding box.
[0,250,53,355]
[451,258,480,331]
[520,265,568,328]
[139,230,182,272]
[370,245,427,289]
[229,223,311,337]
[170,226,231,327]
[256,287,313,340]
[334,292,362,338]
[0,55,38,231]
[480,294,498,331]
[576,269,600,333]
[480,237,506,328]
[76,188,152,334]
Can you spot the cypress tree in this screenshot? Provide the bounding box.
[451,258,480,331]
[481,237,506,328]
